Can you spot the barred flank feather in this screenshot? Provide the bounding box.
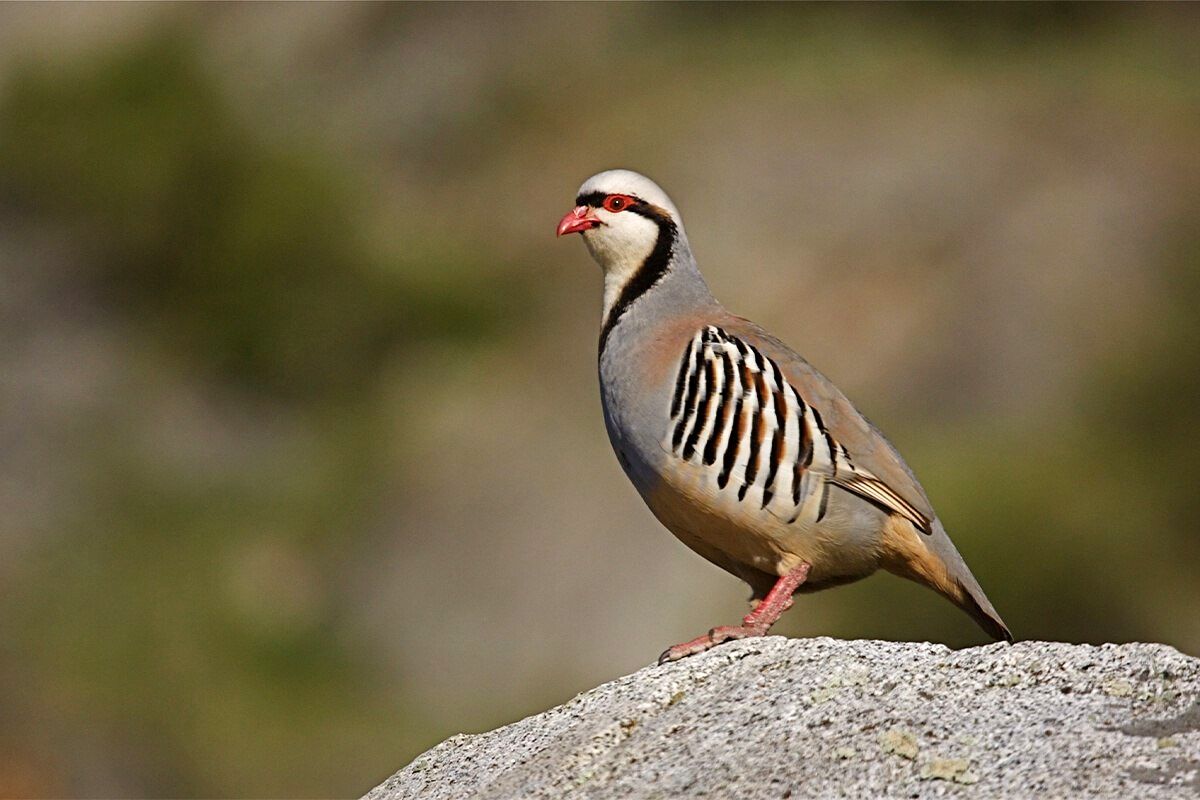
[667,326,932,533]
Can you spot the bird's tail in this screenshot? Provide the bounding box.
[882,516,1013,642]
[950,574,1013,642]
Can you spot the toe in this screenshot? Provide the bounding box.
[658,633,719,664]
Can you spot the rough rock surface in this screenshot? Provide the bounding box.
[365,637,1200,799]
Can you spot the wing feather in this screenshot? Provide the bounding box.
[831,472,932,533]
[718,316,938,532]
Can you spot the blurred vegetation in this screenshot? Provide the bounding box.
[0,33,513,398]
[0,25,518,798]
[0,4,1197,798]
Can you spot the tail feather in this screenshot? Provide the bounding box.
[882,516,1013,642]
[956,578,1013,642]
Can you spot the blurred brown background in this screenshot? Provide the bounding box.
[1,3,1197,797]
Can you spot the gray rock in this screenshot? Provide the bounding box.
[365,637,1200,799]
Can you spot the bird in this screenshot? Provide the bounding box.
[556,169,1012,664]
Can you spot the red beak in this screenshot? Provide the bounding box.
[557,205,601,237]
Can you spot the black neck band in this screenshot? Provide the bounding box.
[598,205,677,354]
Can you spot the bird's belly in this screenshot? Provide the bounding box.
[640,456,884,586]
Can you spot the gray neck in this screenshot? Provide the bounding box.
[599,238,721,356]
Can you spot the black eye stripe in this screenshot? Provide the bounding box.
[574,191,673,229]
[575,191,646,209]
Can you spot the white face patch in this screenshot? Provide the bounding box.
[574,170,684,320]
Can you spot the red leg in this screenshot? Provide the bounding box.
[658,563,811,665]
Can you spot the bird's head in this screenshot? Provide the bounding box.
[557,169,684,279]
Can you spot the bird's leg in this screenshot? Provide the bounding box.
[658,563,811,665]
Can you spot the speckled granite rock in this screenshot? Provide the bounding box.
[364,637,1200,799]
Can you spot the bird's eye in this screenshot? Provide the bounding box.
[603,195,630,213]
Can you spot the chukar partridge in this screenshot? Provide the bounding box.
[557,169,1011,664]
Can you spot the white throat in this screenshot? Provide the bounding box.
[582,211,661,321]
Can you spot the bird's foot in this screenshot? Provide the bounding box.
[657,622,770,665]
[656,563,811,666]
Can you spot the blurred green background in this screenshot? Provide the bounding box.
[1,3,1197,797]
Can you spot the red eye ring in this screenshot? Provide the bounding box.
[602,194,634,213]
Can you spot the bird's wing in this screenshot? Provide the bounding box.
[716,316,936,533]
[663,319,931,532]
